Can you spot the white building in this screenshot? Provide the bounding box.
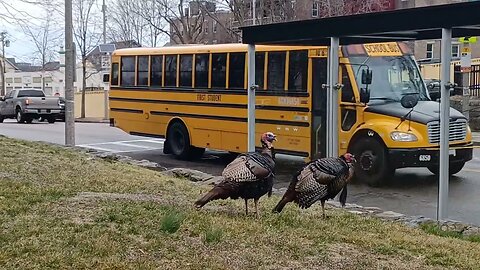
[0,40,141,97]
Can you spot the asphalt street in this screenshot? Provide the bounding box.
[1,119,479,225]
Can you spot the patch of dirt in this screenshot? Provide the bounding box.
[72,192,169,203]
[50,192,173,225]
[324,243,441,270]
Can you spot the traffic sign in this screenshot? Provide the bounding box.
[460,42,472,73]
[101,55,110,70]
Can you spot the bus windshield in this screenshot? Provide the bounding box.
[349,55,429,103]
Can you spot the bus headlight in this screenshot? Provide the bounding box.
[390,131,418,142]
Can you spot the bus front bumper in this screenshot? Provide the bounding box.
[389,144,473,169]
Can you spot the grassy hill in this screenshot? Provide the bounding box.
[0,136,479,269]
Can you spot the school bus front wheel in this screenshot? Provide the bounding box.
[350,137,395,186]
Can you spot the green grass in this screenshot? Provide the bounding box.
[160,209,185,234]
[204,227,224,244]
[0,135,479,269]
[421,223,480,243]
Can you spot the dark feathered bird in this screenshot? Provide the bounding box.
[272,153,356,218]
[194,132,277,217]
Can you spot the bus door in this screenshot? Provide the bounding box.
[338,63,361,153]
[311,57,328,160]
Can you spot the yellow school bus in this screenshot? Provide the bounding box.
[107,42,473,185]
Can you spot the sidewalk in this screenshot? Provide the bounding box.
[75,117,109,123]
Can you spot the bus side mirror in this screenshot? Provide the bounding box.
[400,94,419,109]
[361,69,372,85]
[103,74,110,83]
[360,87,370,104]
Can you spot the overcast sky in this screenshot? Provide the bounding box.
[1,0,171,64]
[1,0,81,64]
[0,1,43,63]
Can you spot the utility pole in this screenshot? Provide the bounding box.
[65,0,75,146]
[102,0,109,120]
[103,0,106,44]
[0,31,10,97]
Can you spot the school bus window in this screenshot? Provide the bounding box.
[165,55,177,87]
[180,54,193,87]
[341,65,355,103]
[111,63,119,86]
[229,52,245,89]
[195,54,209,88]
[288,50,308,92]
[341,108,357,131]
[137,56,149,86]
[255,52,265,89]
[120,56,135,86]
[268,51,286,90]
[211,53,227,88]
[150,55,163,86]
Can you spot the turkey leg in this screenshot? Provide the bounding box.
[321,200,326,219]
[254,198,259,218]
[244,199,248,215]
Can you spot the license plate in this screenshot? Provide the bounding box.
[449,149,456,156]
[419,155,431,161]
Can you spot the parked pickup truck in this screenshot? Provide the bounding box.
[0,89,62,123]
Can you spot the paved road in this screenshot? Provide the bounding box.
[1,119,480,225]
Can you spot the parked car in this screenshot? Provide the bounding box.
[0,89,62,123]
[38,96,64,122]
[424,79,454,101]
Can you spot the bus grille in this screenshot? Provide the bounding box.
[427,119,467,144]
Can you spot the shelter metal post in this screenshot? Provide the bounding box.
[327,37,340,158]
[438,28,452,221]
[247,44,256,152]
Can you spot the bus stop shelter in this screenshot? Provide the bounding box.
[240,1,480,221]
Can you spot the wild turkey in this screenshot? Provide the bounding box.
[194,132,277,217]
[272,153,356,218]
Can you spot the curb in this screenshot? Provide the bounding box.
[75,118,109,124]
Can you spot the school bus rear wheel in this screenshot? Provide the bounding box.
[351,137,395,186]
[167,122,204,160]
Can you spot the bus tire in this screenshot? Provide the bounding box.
[167,122,204,160]
[350,137,394,186]
[427,162,465,176]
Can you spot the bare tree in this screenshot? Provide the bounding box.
[15,2,62,93]
[318,0,392,17]
[73,0,101,118]
[134,0,208,45]
[108,0,163,47]
[201,0,297,42]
